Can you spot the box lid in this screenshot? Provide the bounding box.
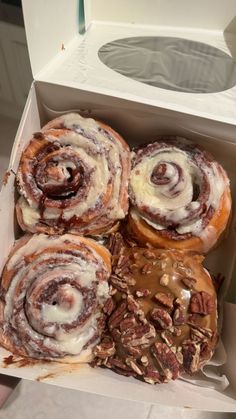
[22,0,236,125]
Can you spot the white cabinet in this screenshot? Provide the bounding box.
[0,22,32,118]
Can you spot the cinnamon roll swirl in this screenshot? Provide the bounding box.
[16,113,130,236]
[128,137,231,253]
[0,234,111,360]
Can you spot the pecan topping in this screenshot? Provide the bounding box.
[150,308,173,330]
[140,355,149,366]
[141,263,152,275]
[161,331,174,347]
[121,323,156,347]
[120,316,137,332]
[181,276,197,289]
[110,275,129,293]
[190,324,213,342]
[173,307,185,325]
[154,292,174,309]
[108,358,137,377]
[144,367,162,384]
[103,298,116,315]
[126,346,142,358]
[108,232,125,256]
[114,255,130,276]
[159,274,170,286]
[189,292,215,315]
[143,250,156,260]
[151,342,180,380]
[125,358,144,375]
[93,341,116,359]
[127,295,140,313]
[135,288,151,298]
[108,302,127,330]
[182,340,200,374]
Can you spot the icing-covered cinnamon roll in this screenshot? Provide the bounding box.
[0,234,111,360]
[16,113,130,236]
[128,137,231,253]
[92,243,218,383]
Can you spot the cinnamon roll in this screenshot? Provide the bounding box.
[128,137,231,253]
[0,234,111,360]
[16,113,130,236]
[92,244,218,383]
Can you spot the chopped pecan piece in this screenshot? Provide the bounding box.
[108,302,127,330]
[127,295,140,313]
[159,274,169,286]
[93,341,116,359]
[150,308,173,330]
[119,316,137,332]
[182,340,200,374]
[126,346,142,358]
[173,307,185,325]
[154,292,174,309]
[103,297,116,315]
[108,232,125,255]
[190,325,213,342]
[125,358,144,375]
[176,347,183,364]
[143,250,156,260]
[114,255,131,276]
[200,341,213,360]
[144,367,162,384]
[135,288,151,298]
[121,323,156,346]
[181,276,197,289]
[189,292,215,315]
[161,331,174,347]
[110,275,129,293]
[108,358,137,377]
[140,355,149,366]
[151,342,180,380]
[141,263,152,275]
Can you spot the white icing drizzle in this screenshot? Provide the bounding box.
[42,284,84,324]
[131,145,229,237]
[3,234,111,358]
[18,113,129,231]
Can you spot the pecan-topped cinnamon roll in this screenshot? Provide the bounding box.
[92,243,218,384]
[0,234,111,360]
[16,113,130,236]
[128,137,231,253]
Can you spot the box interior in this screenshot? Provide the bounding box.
[0,80,236,410]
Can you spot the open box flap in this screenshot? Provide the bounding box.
[22,1,236,126]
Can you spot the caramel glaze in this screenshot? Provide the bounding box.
[93,244,218,384]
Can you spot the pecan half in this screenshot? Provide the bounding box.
[181,276,197,289]
[150,308,173,330]
[108,232,125,255]
[151,342,180,380]
[182,340,200,374]
[103,297,116,315]
[108,302,127,330]
[127,295,140,313]
[114,255,131,276]
[108,358,137,377]
[93,341,116,359]
[189,292,215,315]
[172,307,185,325]
[154,292,174,309]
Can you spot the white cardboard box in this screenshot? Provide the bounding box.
[1,0,236,411]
